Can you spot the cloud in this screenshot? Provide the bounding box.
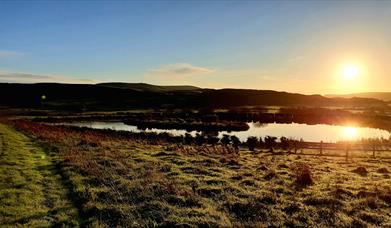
[0,71,97,84]
[0,51,24,58]
[149,63,215,75]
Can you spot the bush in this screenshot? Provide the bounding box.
[352,167,368,176]
[280,137,289,150]
[292,163,313,187]
[231,136,240,151]
[221,134,231,145]
[184,133,193,145]
[206,135,219,145]
[195,133,206,146]
[264,136,277,152]
[377,168,389,174]
[246,136,258,151]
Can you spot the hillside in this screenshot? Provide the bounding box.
[203,89,385,108]
[0,83,386,111]
[97,82,201,93]
[326,92,391,102]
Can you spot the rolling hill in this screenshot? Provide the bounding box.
[326,92,391,102]
[97,82,201,93]
[0,83,386,111]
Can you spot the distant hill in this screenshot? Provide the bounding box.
[97,83,201,93]
[203,89,385,108]
[0,83,386,111]
[326,92,391,102]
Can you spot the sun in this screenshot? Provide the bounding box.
[343,127,358,140]
[336,61,366,93]
[342,65,359,80]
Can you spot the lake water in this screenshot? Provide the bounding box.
[53,121,391,143]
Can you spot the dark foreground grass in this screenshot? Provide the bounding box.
[5,120,391,227]
[0,123,79,227]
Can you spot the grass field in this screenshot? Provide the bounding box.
[0,123,79,227]
[1,120,391,227]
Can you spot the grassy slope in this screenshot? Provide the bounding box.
[12,122,391,227]
[0,124,79,227]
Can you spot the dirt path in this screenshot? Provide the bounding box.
[0,124,80,227]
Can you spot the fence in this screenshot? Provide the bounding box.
[288,141,391,160]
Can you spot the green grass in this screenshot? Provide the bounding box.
[0,124,79,227]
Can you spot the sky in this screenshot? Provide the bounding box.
[0,1,390,94]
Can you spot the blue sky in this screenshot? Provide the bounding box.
[0,1,390,94]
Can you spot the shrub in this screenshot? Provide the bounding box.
[280,137,289,150]
[184,133,193,145]
[352,167,368,176]
[246,136,258,151]
[264,136,277,152]
[220,134,231,146]
[377,168,389,174]
[231,135,240,151]
[195,133,206,146]
[292,163,313,187]
[206,135,219,145]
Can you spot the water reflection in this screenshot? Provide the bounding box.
[55,121,390,143]
[252,122,268,128]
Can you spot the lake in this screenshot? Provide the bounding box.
[52,121,391,142]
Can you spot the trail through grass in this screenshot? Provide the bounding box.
[0,123,79,227]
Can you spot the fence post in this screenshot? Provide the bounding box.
[294,142,297,154]
[345,143,350,162]
[320,141,323,155]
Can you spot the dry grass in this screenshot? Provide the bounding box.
[8,120,391,227]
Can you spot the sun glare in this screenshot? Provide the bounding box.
[342,65,359,80]
[343,127,358,140]
[336,61,367,94]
